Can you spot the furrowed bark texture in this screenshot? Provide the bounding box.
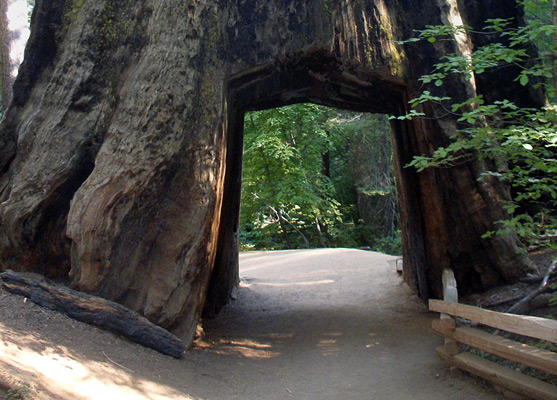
[0,0,541,346]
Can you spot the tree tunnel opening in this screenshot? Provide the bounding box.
[238,103,399,253]
[0,0,540,350]
[203,57,430,318]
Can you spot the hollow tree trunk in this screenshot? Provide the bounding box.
[0,0,543,346]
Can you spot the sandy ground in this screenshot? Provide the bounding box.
[0,248,503,399]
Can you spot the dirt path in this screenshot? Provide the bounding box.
[0,249,501,399]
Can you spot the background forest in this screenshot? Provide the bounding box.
[240,106,401,254]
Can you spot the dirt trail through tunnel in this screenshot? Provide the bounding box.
[0,249,501,399]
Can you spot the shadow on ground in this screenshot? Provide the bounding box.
[0,249,500,399]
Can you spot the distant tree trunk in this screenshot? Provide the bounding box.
[554,0,557,32]
[270,206,293,249]
[315,217,327,248]
[553,0,557,92]
[277,208,311,248]
[321,151,330,178]
[277,216,292,248]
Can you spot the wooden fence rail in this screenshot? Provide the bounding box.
[430,269,557,400]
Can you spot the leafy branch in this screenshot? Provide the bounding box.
[393,3,557,249]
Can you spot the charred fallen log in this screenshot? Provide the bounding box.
[0,270,185,358]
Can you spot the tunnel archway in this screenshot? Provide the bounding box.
[205,60,413,317]
[0,0,540,346]
[205,57,441,317]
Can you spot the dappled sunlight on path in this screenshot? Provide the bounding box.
[196,249,499,399]
[0,249,499,399]
[0,323,190,400]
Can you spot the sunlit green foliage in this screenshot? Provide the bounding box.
[241,104,339,249]
[240,104,400,253]
[396,0,557,250]
[27,0,35,22]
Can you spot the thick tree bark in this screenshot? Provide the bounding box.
[0,0,542,346]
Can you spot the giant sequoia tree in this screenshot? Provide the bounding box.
[0,0,544,345]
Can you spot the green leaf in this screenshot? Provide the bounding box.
[399,13,557,251]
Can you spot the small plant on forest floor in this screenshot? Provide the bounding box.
[370,230,402,256]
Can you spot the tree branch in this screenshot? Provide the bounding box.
[506,260,556,314]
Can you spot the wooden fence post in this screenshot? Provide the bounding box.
[441,269,460,355]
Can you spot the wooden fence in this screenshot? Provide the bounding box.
[429,269,557,400]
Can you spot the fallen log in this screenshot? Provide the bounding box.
[480,294,526,308]
[507,261,556,315]
[0,270,185,358]
[530,293,556,311]
[520,270,557,284]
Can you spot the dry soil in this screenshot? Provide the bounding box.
[0,248,503,399]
